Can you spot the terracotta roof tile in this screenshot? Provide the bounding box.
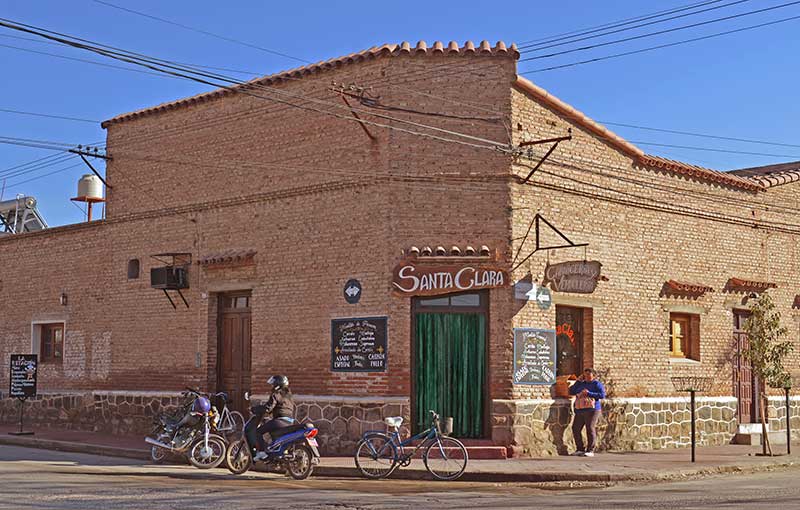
[724,277,777,293]
[664,280,714,295]
[198,249,257,267]
[102,41,519,128]
[513,76,764,193]
[729,160,800,188]
[638,155,763,192]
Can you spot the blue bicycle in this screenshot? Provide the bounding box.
[354,410,468,481]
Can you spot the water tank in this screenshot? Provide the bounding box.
[77,174,103,199]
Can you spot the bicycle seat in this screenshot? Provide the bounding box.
[384,416,403,428]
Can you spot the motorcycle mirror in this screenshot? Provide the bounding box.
[244,391,250,401]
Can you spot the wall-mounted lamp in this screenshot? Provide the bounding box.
[59,291,68,306]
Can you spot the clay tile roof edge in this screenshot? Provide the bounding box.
[102,41,519,128]
[513,76,764,193]
[665,280,714,294]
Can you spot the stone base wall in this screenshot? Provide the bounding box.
[493,397,741,457]
[0,392,410,455]
[766,396,800,441]
[0,391,184,437]
[293,395,410,455]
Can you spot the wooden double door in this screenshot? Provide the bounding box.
[217,292,252,413]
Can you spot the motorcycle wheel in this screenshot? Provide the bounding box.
[284,443,314,480]
[225,439,253,475]
[150,446,167,464]
[188,435,227,469]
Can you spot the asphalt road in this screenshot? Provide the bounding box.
[1,445,799,509]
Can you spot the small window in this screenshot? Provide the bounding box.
[670,313,700,361]
[127,259,140,279]
[40,323,64,363]
[418,293,482,307]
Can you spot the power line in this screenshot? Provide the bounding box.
[0,32,262,76]
[521,12,800,73]
[0,41,175,78]
[630,141,800,158]
[520,0,800,61]
[0,108,100,124]
[0,17,509,152]
[598,121,800,149]
[517,0,723,46]
[520,0,751,53]
[90,0,311,64]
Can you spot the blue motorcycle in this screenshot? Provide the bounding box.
[224,392,320,480]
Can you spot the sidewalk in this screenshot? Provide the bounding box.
[2,425,799,483]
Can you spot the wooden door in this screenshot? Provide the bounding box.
[556,306,583,377]
[733,310,757,423]
[218,293,252,413]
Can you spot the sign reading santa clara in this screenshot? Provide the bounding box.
[392,262,510,297]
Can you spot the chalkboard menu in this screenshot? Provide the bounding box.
[9,354,38,398]
[513,329,556,385]
[331,317,388,372]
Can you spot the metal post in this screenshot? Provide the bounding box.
[18,398,23,434]
[786,387,791,455]
[690,390,696,463]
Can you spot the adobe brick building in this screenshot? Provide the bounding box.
[2,40,799,456]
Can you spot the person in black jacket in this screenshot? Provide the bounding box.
[245,374,296,460]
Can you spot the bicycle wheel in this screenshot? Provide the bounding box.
[354,434,397,479]
[423,436,468,481]
[229,411,245,436]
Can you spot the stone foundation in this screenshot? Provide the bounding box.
[493,397,742,457]
[0,391,184,436]
[293,395,410,455]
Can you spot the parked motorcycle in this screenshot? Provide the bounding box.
[225,391,321,480]
[145,388,228,469]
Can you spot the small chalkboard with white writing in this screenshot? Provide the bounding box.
[512,329,556,385]
[9,354,38,399]
[331,317,388,372]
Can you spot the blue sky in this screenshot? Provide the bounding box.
[2,0,799,226]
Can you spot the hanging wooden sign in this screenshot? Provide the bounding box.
[392,262,509,297]
[543,260,603,294]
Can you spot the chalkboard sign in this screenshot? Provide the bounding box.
[9,354,38,399]
[331,317,388,372]
[513,329,556,385]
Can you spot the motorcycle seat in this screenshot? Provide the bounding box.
[270,423,306,439]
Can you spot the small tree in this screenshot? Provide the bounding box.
[743,291,793,456]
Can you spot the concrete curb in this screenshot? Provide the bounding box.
[1,434,150,461]
[2,434,798,483]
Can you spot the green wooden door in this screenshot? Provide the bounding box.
[415,312,486,438]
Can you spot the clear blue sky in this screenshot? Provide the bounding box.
[2,0,799,226]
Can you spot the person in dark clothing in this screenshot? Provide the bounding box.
[568,367,606,457]
[244,375,297,460]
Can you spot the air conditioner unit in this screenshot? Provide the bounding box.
[150,266,189,290]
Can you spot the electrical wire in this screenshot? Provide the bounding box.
[520,0,800,61]
[0,108,100,124]
[522,12,800,73]
[520,0,752,53]
[0,18,509,152]
[90,0,311,64]
[630,141,800,159]
[600,122,800,149]
[517,0,723,46]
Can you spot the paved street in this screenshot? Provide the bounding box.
[2,445,799,509]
